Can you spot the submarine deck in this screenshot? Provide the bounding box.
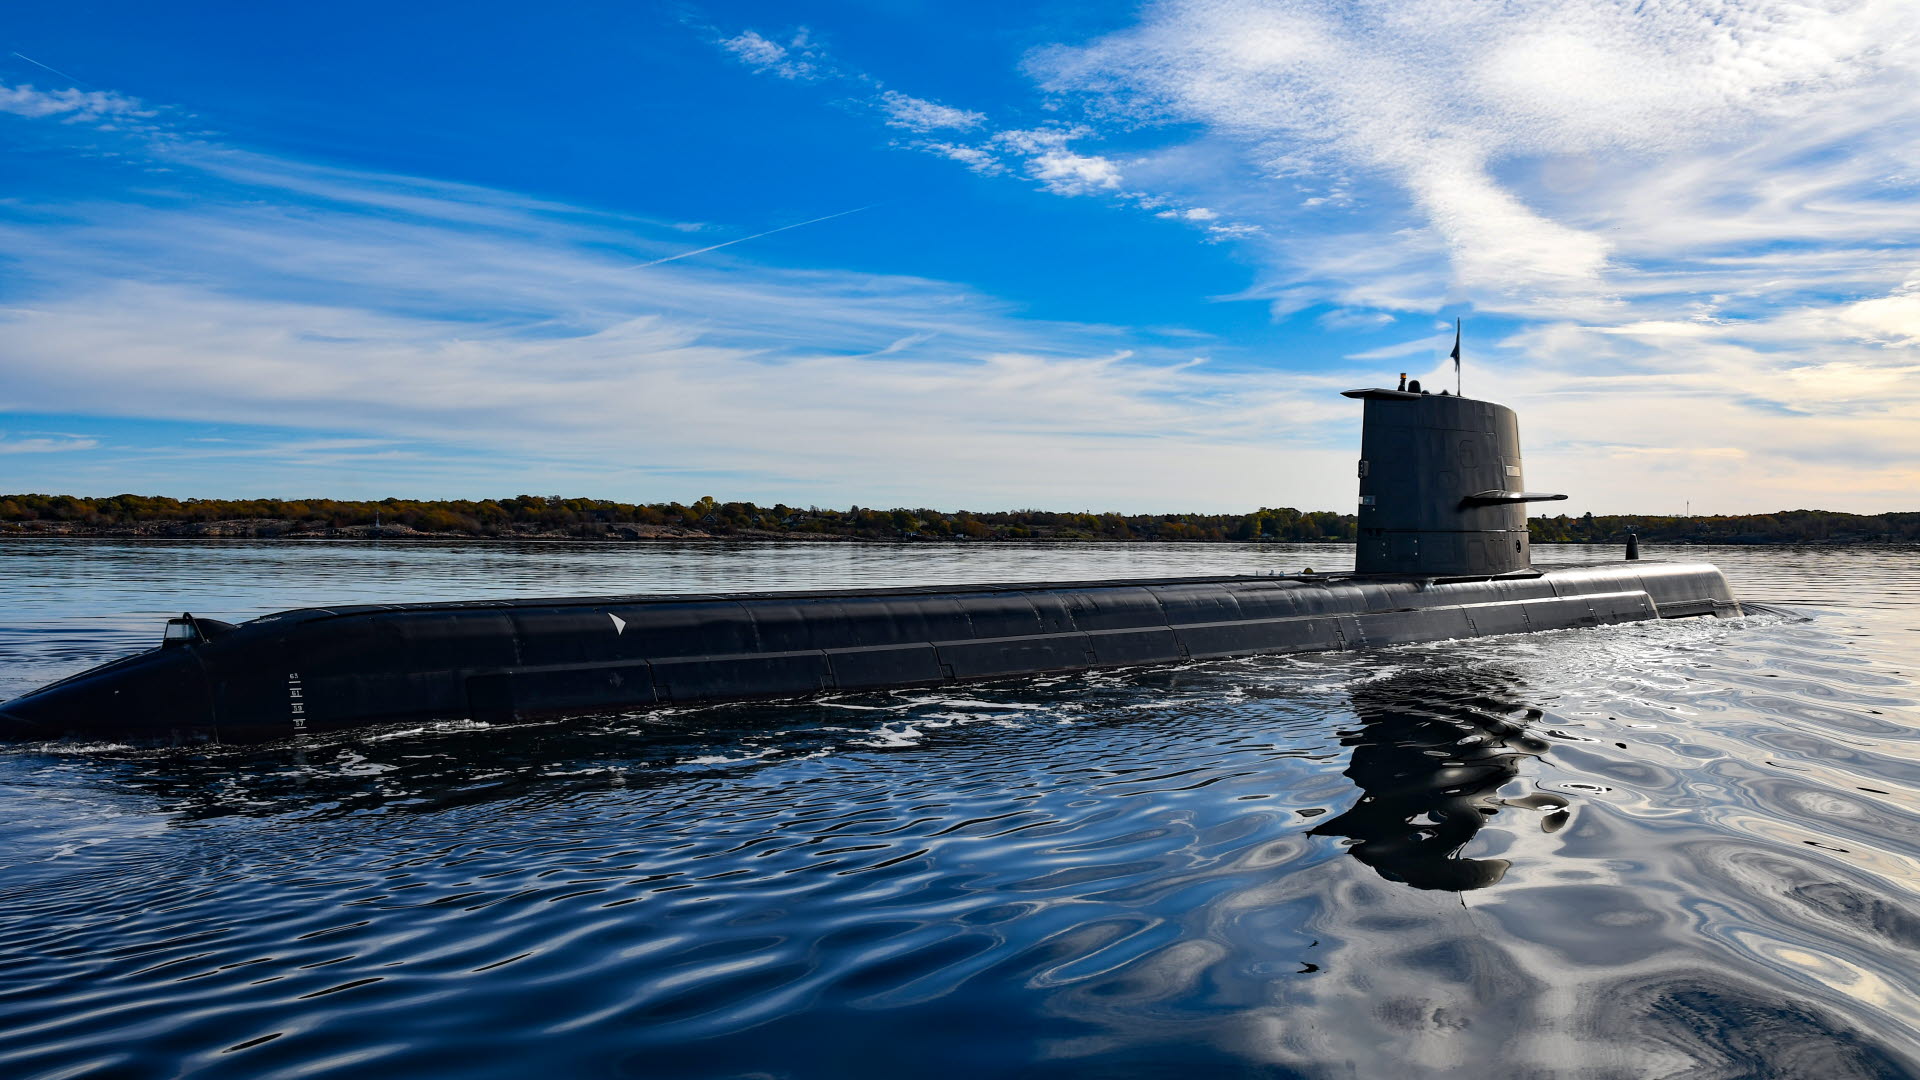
[255,564,1597,626]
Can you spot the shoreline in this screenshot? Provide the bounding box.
[0,524,1907,547]
[5,498,1912,547]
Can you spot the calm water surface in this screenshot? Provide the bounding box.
[0,539,1916,1078]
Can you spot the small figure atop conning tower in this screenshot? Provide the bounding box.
[1342,387,1567,576]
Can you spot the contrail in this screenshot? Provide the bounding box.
[631,204,876,269]
[9,51,84,85]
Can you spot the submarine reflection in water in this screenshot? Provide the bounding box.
[0,386,1740,744]
[1314,667,1567,892]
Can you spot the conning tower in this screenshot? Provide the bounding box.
[1343,387,1566,576]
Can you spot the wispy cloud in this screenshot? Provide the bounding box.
[994,127,1123,195]
[0,434,100,454]
[921,142,1003,174]
[717,29,828,81]
[0,93,1359,509]
[1032,0,1920,312]
[6,4,1920,514]
[981,0,1920,510]
[877,91,983,132]
[711,26,1263,238]
[0,83,152,124]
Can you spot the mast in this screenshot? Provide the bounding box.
[1450,318,1462,397]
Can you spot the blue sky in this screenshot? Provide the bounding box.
[3,1,1918,514]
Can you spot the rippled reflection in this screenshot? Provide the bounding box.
[72,708,856,823]
[1313,667,1563,891]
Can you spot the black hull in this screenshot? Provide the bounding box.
[0,561,1738,745]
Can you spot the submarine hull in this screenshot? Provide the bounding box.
[0,561,1739,745]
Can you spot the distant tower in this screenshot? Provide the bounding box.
[1343,388,1567,576]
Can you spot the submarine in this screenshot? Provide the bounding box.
[0,384,1739,745]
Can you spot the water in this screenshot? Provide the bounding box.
[0,539,1915,1079]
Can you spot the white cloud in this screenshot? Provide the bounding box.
[0,435,100,454]
[0,280,1354,509]
[0,83,151,123]
[10,15,1920,513]
[1205,222,1263,241]
[707,3,1920,341]
[720,30,786,67]
[1317,308,1394,331]
[992,127,1077,154]
[950,0,1920,512]
[0,146,1376,510]
[1035,0,1920,306]
[878,91,984,132]
[1589,320,1724,339]
[1028,149,1122,195]
[1837,284,1920,347]
[918,142,1003,174]
[995,128,1122,195]
[710,29,1282,238]
[718,29,825,80]
[1345,333,1453,361]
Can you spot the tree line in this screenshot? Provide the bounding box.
[0,493,1355,542]
[1527,509,1920,544]
[0,493,1912,544]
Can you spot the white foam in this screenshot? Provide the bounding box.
[366,718,492,742]
[859,723,927,748]
[683,748,773,766]
[0,737,144,757]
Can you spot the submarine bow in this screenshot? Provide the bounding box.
[1,388,1740,745]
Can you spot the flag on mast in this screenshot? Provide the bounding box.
[1449,318,1462,396]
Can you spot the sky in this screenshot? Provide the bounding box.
[2,0,1918,515]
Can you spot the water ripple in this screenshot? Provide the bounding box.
[1,541,1917,1077]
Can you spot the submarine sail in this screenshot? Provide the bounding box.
[0,388,1740,745]
[1347,388,1567,576]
